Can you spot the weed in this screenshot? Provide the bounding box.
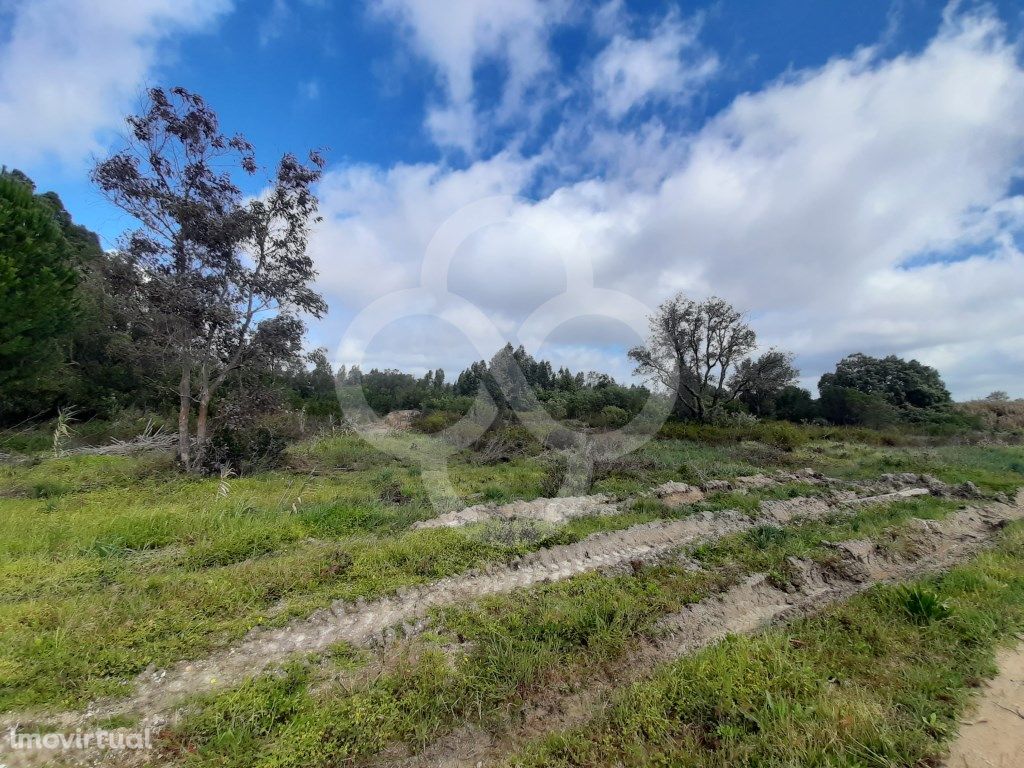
[896,585,952,624]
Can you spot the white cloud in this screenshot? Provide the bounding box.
[312,8,1024,398]
[259,0,291,46]
[368,0,569,152]
[0,0,232,165]
[311,151,539,304]
[592,12,718,118]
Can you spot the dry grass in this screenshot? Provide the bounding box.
[959,399,1024,432]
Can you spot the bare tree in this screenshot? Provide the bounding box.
[732,349,800,416]
[92,87,327,470]
[628,294,796,421]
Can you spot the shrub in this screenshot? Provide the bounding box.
[539,452,568,496]
[773,386,818,422]
[958,398,1024,433]
[592,453,658,482]
[470,422,543,464]
[592,405,629,429]
[542,426,579,451]
[656,419,808,451]
[819,386,899,428]
[757,421,807,451]
[413,410,463,434]
[205,424,289,475]
[371,468,409,505]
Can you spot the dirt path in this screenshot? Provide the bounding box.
[81,485,925,721]
[2,482,946,735]
[943,643,1024,768]
[377,492,1024,768]
[412,494,621,529]
[103,511,757,719]
[0,475,978,766]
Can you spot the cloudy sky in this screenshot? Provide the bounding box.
[2,0,1023,399]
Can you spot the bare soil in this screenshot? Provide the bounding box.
[0,475,995,768]
[943,643,1024,768]
[412,494,621,529]
[377,491,1024,768]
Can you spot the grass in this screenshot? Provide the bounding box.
[0,431,759,711]
[166,567,731,767]
[0,423,1022,762]
[159,494,969,767]
[513,522,1024,767]
[799,440,1024,494]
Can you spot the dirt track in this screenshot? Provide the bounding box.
[378,491,1024,768]
[0,477,1004,768]
[90,484,918,718]
[943,642,1024,768]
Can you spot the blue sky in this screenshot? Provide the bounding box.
[2,0,1024,398]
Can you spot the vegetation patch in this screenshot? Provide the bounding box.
[513,523,1024,767]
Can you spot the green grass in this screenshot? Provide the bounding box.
[1,424,1021,752]
[0,432,750,711]
[692,495,959,578]
[513,522,1024,767]
[159,493,969,767]
[799,441,1024,494]
[167,567,730,767]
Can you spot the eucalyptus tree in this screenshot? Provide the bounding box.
[93,87,326,470]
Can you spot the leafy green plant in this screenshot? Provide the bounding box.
[896,585,951,624]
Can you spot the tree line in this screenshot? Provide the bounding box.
[0,86,985,473]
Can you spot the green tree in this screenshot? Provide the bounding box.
[93,87,327,470]
[818,386,898,427]
[773,385,818,422]
[818,353,951,410]
[0,173,78,417]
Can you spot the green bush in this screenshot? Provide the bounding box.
[591,405,629,429]
[757,421,807,451]
[412,410,463,434]
[819,386,899,428]
[656,419,807,450]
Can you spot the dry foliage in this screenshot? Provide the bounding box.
[958,399,1024,431]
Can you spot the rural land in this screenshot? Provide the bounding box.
[2,3,1024,767]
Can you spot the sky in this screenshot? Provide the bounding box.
[2,0,1023,399]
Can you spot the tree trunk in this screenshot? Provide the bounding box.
[194,387,211,470]
[177,364,191,468]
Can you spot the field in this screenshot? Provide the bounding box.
[1,425,1023,767]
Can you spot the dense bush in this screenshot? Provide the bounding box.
[413,410,464,434]
[772,386,818,422]
[468,421,544,464]
[819,353,952,409]
[656,419,808,449]
[818,386,899,428]
[205,424,290,475]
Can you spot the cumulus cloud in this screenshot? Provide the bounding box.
[0,0,232,165]
[313,8,1024,398]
